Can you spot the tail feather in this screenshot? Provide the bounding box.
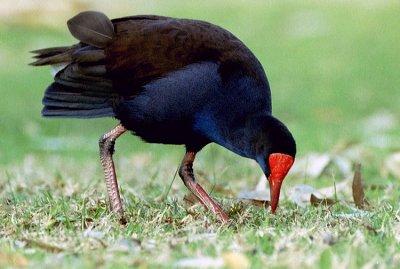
[30,45,81,66]
[67,11,114,48]
[55,63,112,91]
[31,46,71,58]
[42,83,115,118]
[43,91,111,106]
[42,106,114,118]
[31,11,117,119]
[30,52,71,66]
[72,47,106,63]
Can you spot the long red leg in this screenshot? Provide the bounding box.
[99,123,127,222]
[179,151,229,223]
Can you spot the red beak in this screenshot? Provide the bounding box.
[268,153,294,213]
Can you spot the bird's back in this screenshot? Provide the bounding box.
[106,15,268,94]
[31,11,270,119]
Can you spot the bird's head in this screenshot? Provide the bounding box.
[254,116,296,213]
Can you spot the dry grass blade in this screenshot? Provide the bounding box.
[310,194,336,207]
[352,163,370,209]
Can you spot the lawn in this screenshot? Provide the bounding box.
[1,1,399,268]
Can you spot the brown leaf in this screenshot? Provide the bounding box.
[310,194,336,207]
[23,238,65,253]
[352,163,370,209]
[239,199,270,208]
[236,188,270,208]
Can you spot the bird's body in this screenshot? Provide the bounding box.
[32,11,296,222]
[118,61,270,155]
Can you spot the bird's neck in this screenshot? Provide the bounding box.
[194,111,267,159]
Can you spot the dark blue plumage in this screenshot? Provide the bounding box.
[31,11,296,222]
[116,62,272,154]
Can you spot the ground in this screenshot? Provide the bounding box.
[0,1,399,268]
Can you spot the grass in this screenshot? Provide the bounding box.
[1,0,400,268]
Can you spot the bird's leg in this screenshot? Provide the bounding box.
[99,123,127,222]
[179,151,229,222]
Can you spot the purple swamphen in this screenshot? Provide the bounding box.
[31,11,296,222]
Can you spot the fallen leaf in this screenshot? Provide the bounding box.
[288,153,331,179]
[236,189,270,208]
[352,164,370,209]
[288,184,318,208]
[23,238,65,253]
[239,199,270,208]
[310,194,336,207]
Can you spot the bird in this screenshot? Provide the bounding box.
[31,11,296,223]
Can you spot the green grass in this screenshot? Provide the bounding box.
[1,1,400,268]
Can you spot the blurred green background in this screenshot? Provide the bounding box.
[1,2,400,268]
[1,0,399,165]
